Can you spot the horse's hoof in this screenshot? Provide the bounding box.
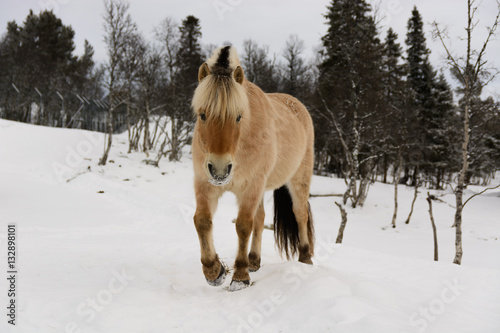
[229,279,250,292]
[299,257,313,265]
[248,253,261,272]
[249,266,260,273]
[206,263,226,287]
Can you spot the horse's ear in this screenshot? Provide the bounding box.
[234,66,244,85]
[198,63,210,82]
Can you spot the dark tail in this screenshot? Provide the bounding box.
[273,186,314,260]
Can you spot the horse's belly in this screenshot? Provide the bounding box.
[265,127,308,190]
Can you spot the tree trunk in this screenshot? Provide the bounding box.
[143,99,151,154]
[453,98,469,265]
[405,179,419,224]
[383,161,388,184]
[169,116,179,161]
[335,202,348,244]
[99,106,114,166]
[126,90,133,153]
[391,152,403,228]
[426,193,439,261]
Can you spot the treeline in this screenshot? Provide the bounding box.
[0,0,499,188]
[0,10,103,127]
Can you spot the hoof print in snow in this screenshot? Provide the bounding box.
[206,264,226,287]
[229,280,250,292]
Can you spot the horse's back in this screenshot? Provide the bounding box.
[266,93,314,136]
[261,92,314,190]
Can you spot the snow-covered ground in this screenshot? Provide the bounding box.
[1,119,499,333]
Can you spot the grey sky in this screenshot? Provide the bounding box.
[1,0,499,97]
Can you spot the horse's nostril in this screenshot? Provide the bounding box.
[208,163,214,177]
[227,164,233,175]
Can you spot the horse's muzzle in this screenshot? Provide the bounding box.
[207,162,233,186]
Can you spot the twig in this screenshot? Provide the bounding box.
[310,193,343,198]
[463,183,500,207]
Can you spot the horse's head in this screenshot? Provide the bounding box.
[192,46,249,186]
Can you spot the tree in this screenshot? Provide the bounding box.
[317,0,385,208]
[99,0,137,166]
[119,32,143,152]
[432,0,500,265]
[159,15,204,162]
[380,28,408,227]
[405,6,456,188]
[137,44,164,153]
[241,39,280,93]
[280,34,310,100]
[175,15,203,95]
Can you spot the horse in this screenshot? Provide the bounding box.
[191,45,315,291]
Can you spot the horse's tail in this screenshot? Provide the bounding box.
[273,186,314,260]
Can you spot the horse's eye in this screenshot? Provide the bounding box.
[200,113,207,122]
[236,115,242,123]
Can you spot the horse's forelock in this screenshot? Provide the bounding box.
[192,73,248,124]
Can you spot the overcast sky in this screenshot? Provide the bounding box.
[1,0,499,97]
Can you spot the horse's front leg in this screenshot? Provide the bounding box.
[230,190,263,291]
[249,200,265,272]
[193,183,226,286]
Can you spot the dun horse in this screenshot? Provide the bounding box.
[191,46,315,291]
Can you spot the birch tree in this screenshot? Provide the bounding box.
[99,0,136,166]
[432,0,500,265]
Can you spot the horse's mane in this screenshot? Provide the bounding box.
[192,46,249,123]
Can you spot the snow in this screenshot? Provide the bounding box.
[0,118,499,333]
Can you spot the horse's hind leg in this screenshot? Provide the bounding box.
[249,200,265,272]
[288,157,314,264]
[193,182,226,286]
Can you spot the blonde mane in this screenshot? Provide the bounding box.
[191,46,249,123]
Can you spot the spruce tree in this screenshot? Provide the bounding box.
[165,15,203,161]
[405,6,454,187]
[381,28,407,182]
[405,6,432,109]
[318,0,385,207]
[175,15,203,95]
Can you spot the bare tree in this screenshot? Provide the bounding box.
[432,0,500,264]
[120,32,144,153]
[137,45,164,154]
[153,17,179,83]
[318,94,378,208]
[281,34,310,99]
[99,0,137,166]
[153,16,193,163]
